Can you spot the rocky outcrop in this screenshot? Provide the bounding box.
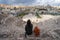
[0,14,60,40]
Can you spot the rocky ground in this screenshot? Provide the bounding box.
[0,14,60,40]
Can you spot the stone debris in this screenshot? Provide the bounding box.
[0,14,60,40]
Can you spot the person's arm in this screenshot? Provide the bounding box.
[25,25,27,31]
[32,24,33,29]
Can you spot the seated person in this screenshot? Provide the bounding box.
[34,26,40,37]
[25,19,33,38]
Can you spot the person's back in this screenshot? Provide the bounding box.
[25,23,33,35]
[34,26,40,37]
[25,19,33,37]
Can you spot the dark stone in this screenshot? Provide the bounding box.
[0,34,9,38]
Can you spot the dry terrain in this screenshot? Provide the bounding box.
[0,14,60,40]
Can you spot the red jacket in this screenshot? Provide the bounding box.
[34,26,40,37]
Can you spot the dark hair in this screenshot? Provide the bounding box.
[27,19,31,25]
